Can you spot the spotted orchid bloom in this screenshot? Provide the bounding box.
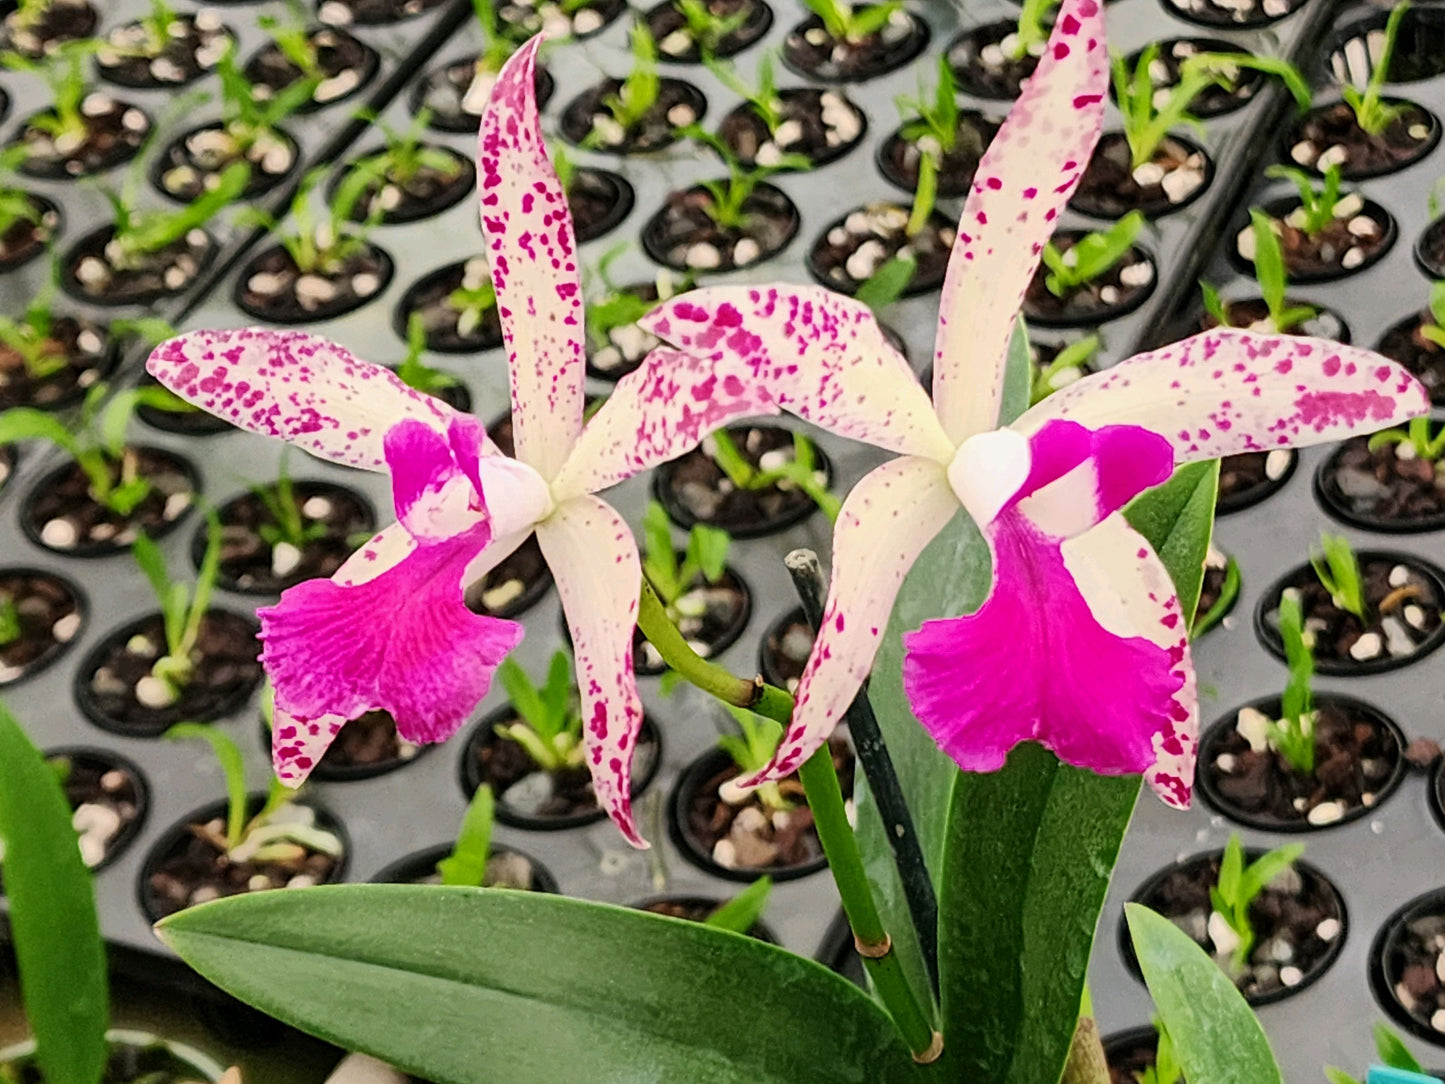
[145,38,771,846]
[640,0,1428,807]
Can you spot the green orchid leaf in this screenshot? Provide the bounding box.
[0,704,109,1084]
[1123,460,1220,620]
[157,885,929,1084]
[703,875,772,934]
[1125,904,1284,1084]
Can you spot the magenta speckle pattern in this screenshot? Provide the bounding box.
[1014,328,1430,463]
[534,496,647,847]
[931,0,1107,445]
[146,328,457,471]
[640,285,952,462]
[477,37,585,481]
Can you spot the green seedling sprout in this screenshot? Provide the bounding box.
[258,6,324,83]
[1209,833,1305,974]
[1203,210,1318,333]
[0,382,183,515]
[494,651,584,773]
[243,165,383,276]
[1181,51,1312,113]
[1325,1022,1427,1084]
[1030,335,1100,405]
[798,0,901,45]
[1008,0,1060,62]
[1112,43,1226,169]
[1267,591,1316,775]
[897,56,972,160]
[1134,1016,1182,1084]
[396,311,461,395]
[1264,162,1347,236]
[675,0,752,59]
[641,500,731,612]
[708,428,841,521]
[4,41,100,147]
[134,0,183,56]
[0,594,19,646]
[718,705,788,811]
[0,256,71,381]
[1311,531,1368,621]
[589,25,662,145]
[103,159,249,271]
[1192,549,1242,638]
[854,253,917,314]
[1040,211,1145,297]
[215,39,319,149]
[1417,280,1445,350]
[469,0,519,76]
[1341,3,1412,137]
[703,875,773,934]
[164,723,343,862]
[130,511,223,700]
[0,144,42,239]
[1368,415,1445,462]
[436,783,495,887]
[905,151,938,239]
[251,450,328,552]
[446,265,498,338]
[8,0,57,32]
[705,53,784,134]
[682,124,811,230]
[344,108,463,210]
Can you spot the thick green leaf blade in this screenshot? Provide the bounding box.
[0,704,109,1084]
[1122,460,1220,621]
[157,885,930,1084]
[1125,904,1284,1084]
[936,745,1137,1084]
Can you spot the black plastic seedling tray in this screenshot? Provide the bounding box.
[2,0,1445,1079]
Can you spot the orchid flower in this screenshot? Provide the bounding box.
[145,37,772,846]
[640,0,1428,807]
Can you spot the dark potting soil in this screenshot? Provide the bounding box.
[808,203,954,296]
[1318,434,1445,532]
[207,481,375,594]
[637,565,750,673]
[1161,0,1306,29]
[243,27,377,113]
[96,10,233,89]
[0,0,96,58]
[567,167,633,244]
[1103,1030,1172,1084]
[1023,235,1156,327]
[496,0,625,40]
[236,243,393,324]
[1217,449,1296,514]
[1199,696,1403,829]
[947,20,1039,101]
[588,281,662,381]
[1417,217,1445,279]
[1124,38,1261,118]
[467,714,661,826]
[135,372,234,436]
[654,425,832,536]
[0,315,112,411]
[395,257,503,354]
[0,193,58,272]
[63,223,213,307]
[154,122,299,203]
[1258,556,1445,671]
[1241,198,1394,283]
[340,145,475,225]
[1199,297,1350,342]
[312,710,421,779]
[782,8,928,83]
[317,0,448,26]
[1128,850,1344,1002]
[641,182,798,272]
[1288,100,1439,180]
[637,896,773,941]
[2,1040,214,1083]
[645,0,772,63]
[379,843,553,891]
[1378,311,1445,405]
[877,111,1000,197]
[559,78,705,154]
[758,605,811,693]
[50,748,145,870]
[78,611,263,736]
[1072,133,1211,219]
[678,738,854,876]
[21,447,196,555]
[0,445,13,495]
[15,97,151,180]
[718,88,866,169]
[142,799,345,921]
[1194,554,1233,628]
[411,56,555,134]
[0,569,82,686]
[1374,894,1445,1043]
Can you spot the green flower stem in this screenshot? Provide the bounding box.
[635,579,940,1061]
